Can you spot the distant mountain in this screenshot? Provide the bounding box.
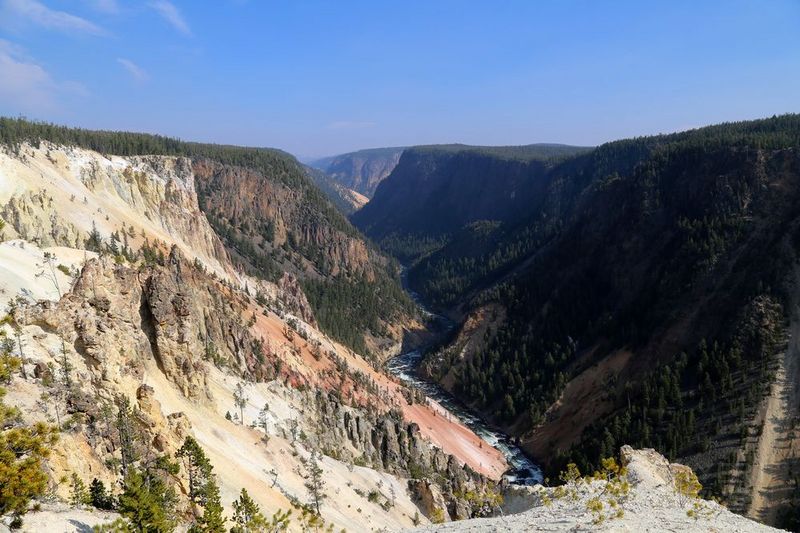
[303,164,368,215]
[312,146,405,197]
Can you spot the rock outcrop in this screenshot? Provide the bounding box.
[22,250,280,402]
[312,391,501,522]
[413,447,783,532]
[0,144,232,277]
[193,158,373,278]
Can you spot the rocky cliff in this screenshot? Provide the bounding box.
[414,446,783,532]
[194,158,372,279]
[0,142,232,278]
[351,143,589,263]
[0,130,508,531]
[0,119,418,357]
[303,164,368,215]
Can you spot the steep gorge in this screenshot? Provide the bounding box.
[355,115,800,528]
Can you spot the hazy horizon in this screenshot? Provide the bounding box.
[1,0,798,156]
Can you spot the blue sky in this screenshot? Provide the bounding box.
[0,0,798,157]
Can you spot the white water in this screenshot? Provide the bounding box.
[387,272,543,485]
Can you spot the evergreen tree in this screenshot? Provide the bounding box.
[178,437,226,532]
[178,437,212,505]
[257,403,270,439]
[117,468,175,533]
[69,473,89,506]
[89,478,114,510]
[230,488,274,533]
[116,396,139,476]
[233,383,248,425]
[85,222,104,253]
[0,387,59,520]
[190,480,225,533]
[304,451,326,515]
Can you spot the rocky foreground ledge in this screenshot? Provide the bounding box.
[413,446,783,532]
[0,446,785,532]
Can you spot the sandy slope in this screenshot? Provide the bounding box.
[0,240,92,310]
[146,361,428,531]
[243,297,508,480]
[748,269,800,524]
[4,503,119,533]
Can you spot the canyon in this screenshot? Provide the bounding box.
[0,117,796,532]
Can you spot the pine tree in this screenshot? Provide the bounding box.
[85,222,104,253]
[190,481,225,533]
[257,403,270,443]
[116,396,139,476]
[230,488,262,532]
[117,468,175,532]
[304,451,326,515]
[178,437,226,532]
[89,478,114,510]
[0,387,59,520]
[70,473,89,506]
[233,383,248,425]
[0,339,21,384]
[178,436,212,505]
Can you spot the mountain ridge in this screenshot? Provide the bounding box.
[355,114,800,529]
[0,117,416,357]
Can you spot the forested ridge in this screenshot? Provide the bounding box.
[352,143,591,263]
[363,114,800,523]
[400,115,800,308]
[0,117,414,355]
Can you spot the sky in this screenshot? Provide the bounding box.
[0,1,798,158]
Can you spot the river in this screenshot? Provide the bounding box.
[385,273,543,485]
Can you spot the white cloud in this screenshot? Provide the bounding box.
[117,57,149,82]
[0,39,79,111]
[326,121,376,130]
[1,0,106,35]
[148,1,190,35]
[86,0,119,13]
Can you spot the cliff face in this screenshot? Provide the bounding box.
[353,150,542,239]
[28,251,280,401]
[193,158,372,279]
[314,147,404,198]
[0,133,508,531]
[0,120,416,355]
[303,164,368,215]
[0,143,232,277]
[192,157,417,355]
[5,246,505,530]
